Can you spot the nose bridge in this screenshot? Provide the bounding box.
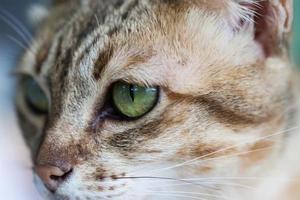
[37,136,72,167]
[36,127,89,167]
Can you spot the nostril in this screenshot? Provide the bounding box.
[50,175,60,181]
[50,168,73,182]
[36,165,73,192]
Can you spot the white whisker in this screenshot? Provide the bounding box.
[146,176,300,184]
[144,190,230,200]
[6,35,29,51]
[146,125,300,174]
[147,180,255,190]
[128,192,208,200]
[94,14,100,27]
[0,8,33,42]
[6,34,36,56]
[193,145,274,165]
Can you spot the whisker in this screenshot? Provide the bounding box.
[5,35,36,57]
[181,177,300,183]
[131,146,274,180]
[144,190,230,200]
[0,15,28,49]
[6,35,30,51]
[192,145,274,165]
[118,175,258,194]
[146,182,210,189]
[195,180,255,190]
[141,176,300,186]
[128,142,274,176]
[128,192,208,200]
[146,180,255,190]
[128,140,285,178]
[0,8,33,42]
[118,176,203,186]
[117,176,226,191]
[146,125,300,174]
[151,146,273,176]
[94,14,100,27]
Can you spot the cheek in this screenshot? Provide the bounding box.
[170,123,260,174]
[238,140,276,171]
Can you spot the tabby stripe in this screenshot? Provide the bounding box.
[72,12,99,53]
[92,0,140,80]
[93,44,114,80]
[53,35,64,71]
[34,43,50,74]
[199,96,269,127]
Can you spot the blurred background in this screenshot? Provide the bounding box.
[0,1,299,200]
[0,1,47,199]
[293,2,300,65]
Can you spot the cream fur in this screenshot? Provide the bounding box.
[15,0,299,199]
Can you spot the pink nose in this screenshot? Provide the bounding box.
[35,164,73,192]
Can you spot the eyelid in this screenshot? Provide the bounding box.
[115,78,159,88]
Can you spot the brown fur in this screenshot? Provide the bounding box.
[15,0,298,199]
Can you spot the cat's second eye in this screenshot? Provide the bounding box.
[23,77,48,115]
[112,82,159,118]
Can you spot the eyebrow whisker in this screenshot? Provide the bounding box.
[0,8,33,43]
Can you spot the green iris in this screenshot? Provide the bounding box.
[112,82,158,118]
[23,77,48,114]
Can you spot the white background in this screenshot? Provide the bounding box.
[0,0,44,197]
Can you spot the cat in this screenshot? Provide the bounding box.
[15,0,300,199]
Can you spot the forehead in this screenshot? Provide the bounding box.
[19,0,260,98]
[18,0,221,72]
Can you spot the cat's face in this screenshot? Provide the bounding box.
[16,0,293,199]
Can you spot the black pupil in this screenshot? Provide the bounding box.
[129,85,135,102]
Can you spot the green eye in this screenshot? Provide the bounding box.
[23,77,48,114]
[112,82,159,118]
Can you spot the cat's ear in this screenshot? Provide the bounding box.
[52,0,71,5]
[227,0,293,57]
[27,0,81,26]
[27,4,49,27]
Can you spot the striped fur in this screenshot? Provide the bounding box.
[15,0,299,199]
